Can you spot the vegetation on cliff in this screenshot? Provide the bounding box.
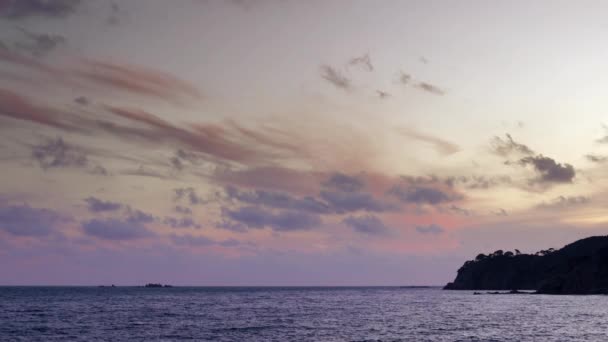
[444,236,608,294]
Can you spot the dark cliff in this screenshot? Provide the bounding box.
[444,236,608,294]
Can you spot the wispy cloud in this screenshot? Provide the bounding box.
[121,165,169,180]
[220,206,321,232]
[397,127,461,156]
[0,204,69,237]
[75,59,202,102]
[84,197,123,212]
[320,65,351,90]
[0,88,82,132]
[490,134,534,157]
[170,233,248,248]
[319,190,396,213]
[14,27,66,57]
[225,186,331,214]
[535,195,589,210]
[82,218,156,240]
[595,124,608,144]
[415,224,444,235]
[415,82,445,95]
[0,50,202,103]
[163,217,202,229]
[0,0,81,19]
[174,205,193,215]
[398,71,411,85]
[30,137,88,170]
[492,208,508,216]
[174,187,208,205]
[586,154,607,163]
[322,172,365,193]
[376,90,390,99]
[343,215,389,235]
[348,53,373,72]
[390,185,461,205]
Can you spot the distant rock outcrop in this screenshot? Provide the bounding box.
[144,283,173,288]
[444,236,608,294]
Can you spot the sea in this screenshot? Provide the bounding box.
[0,286,606,341]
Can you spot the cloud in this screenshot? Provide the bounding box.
[397,127,460,156]
[163,217,202,229]
[76,60,202,102]
[169,233,214,246]
[174,205,192,215]
[102,105,272,164]
[121,167,167,179]
[348,53,373,71]
[125,207,156,224]
[450,175,512,190]
[0,0,81,19]
[121,165,168,180]
[74,96,89,106]
[15,28,66,57]
[490,134,534,157]
[225,186,331,214]
[595,124,608,144]
[320,65,351,90]
[82,218,155,240]
[0,84,332,168]
[90,164,109,176]
[84,197,122,212]
[31,137,88,170]
[0,204,68,236]
[319,190,396,213]
[321,172,364,193]
[536,196,590,210]
[216,220,248,233]
[389,184,461,205]
[0,88,81,132]
[214,166,324,195]
[518,155,575,184]
[415,82,445,95]
[220,206,321,232]
[376,90,390,99]
[398,71,411,85]
[169,156,184,171]
[226,120,305,156]
[170,233,245,248]
[397,174,510,192]
[444,205,472,216]
[586,154,607,163]
[415,224,444,235]
[492,208,508,216]
[174,187,206,205]
[0,51,201,103]
[343,215,389,235]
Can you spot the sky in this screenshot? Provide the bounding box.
[1,0,608,286]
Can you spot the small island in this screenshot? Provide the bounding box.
[144,283,173,288]
[444,235,608,294]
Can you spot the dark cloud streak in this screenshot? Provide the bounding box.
[320,65,351,90]
[343,215,389,235]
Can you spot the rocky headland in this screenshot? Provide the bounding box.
[444,236,608,294]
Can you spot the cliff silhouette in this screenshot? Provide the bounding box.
[444,236,608,294]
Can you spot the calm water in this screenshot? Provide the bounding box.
[1,287,607,341]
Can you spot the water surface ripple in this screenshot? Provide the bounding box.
[1,287,606,341]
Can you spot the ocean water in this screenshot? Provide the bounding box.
[1,287,607,341]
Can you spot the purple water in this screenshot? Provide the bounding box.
[1,287,606,341]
